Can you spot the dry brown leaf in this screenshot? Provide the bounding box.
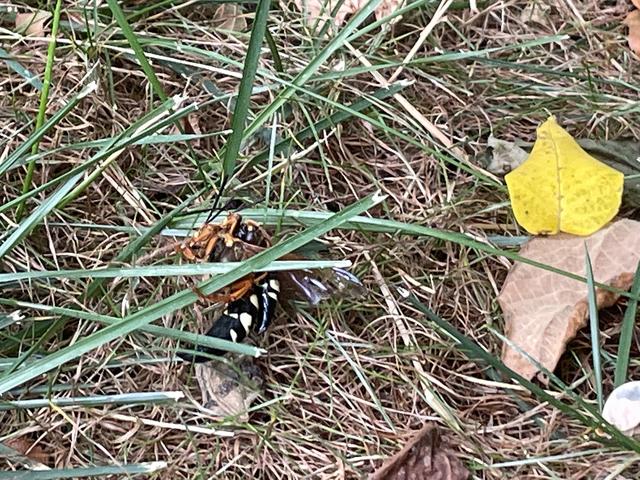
[499,219,640,380]
[212,4,247,32]
[370,424,469,480]
[5,436,50,467]
[624,9,640,56]
[181,115,202,149]
[293,0,404,29]
[15,10,51,36]
[194,358,262,421]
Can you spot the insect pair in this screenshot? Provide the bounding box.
[176,207,363,362]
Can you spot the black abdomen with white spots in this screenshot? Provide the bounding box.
[179,275,280,363]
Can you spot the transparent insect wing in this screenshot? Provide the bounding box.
[282,271,326,305]
[281,267,364,306]
[333,268,365,298]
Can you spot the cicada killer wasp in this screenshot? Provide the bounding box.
[176,210,363,362]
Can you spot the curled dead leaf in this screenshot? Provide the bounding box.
[370,424,469,480]
[499,219,640,381]
[486,135,528,174]
[194,358,262,421]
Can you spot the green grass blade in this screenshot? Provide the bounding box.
[221,0,272,180]
[171,209,640,301]
[0,462,167,479]
[329,333,396,430]
[106,0,167,101]
[0,391,183,410]
[0,172,83,261]
[0,311,23,330]
[4,133,220,174]
[2,173,238,360]
[486,448,613,469]
[240,0,383,143]
[0,193,383,394]
[59,96,193,208]
[0,298,264,356]
[0,97,197,215]
[83,187,207,300]
[614,261,640,388]
[11,131,218,169]
[345,0,434,40]
[264,28,283,73]
[0,46,43,90]
[16,0,64,220]
[0,260,351,283]
[0,81,97,176]
[585,246,603,412]
[246,82,409,168]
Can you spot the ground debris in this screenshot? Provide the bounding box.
[370,424,469,480]
[194,358,263,421]
[3,436,50,469]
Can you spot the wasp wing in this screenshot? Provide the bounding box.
[212,239,364,305]
[277,267,364,306]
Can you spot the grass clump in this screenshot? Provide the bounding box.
[1,2,639,478]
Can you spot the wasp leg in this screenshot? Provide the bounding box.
[178,224,220,261]
[227,277,255,301]
[189,224,217,245]
[178,246,198,261]
[222,213,241,235]
[203,235,220,261]
[253,271,267,283]
[192,276,255,304]
[222,232,238,248]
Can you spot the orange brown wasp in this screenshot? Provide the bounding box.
[176,210,363,362]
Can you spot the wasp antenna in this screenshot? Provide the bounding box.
[205,176,228,224]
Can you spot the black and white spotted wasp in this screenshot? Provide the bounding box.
[175,205,363,362]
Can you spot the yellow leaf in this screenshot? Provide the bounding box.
[505,116,624,236]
